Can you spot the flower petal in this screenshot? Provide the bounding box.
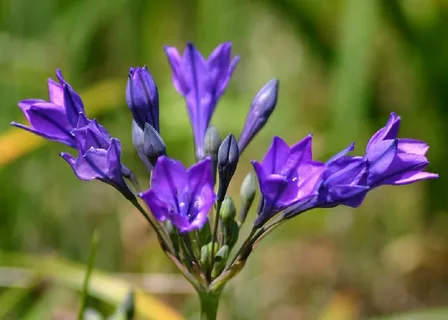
[366,113,400,151]
[23,102,73,140]
[282,134,313,177]
[151,156,188,204]
[139,189,168,222]
[47,79,64,106]
[398,138,429,156]
[164,46,188,95]
[262,136,290,174]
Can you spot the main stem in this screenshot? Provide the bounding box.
[199,290,222,320]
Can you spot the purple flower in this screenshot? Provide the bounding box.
[11,69,84,147]
[126,66,159,131]
[364,113,438,187]
[60,113,133,200]
[164,42,239,159]
[238,79,279,153]
[139,156,216,233]
[252,135,324,228]
[283,143,369,218]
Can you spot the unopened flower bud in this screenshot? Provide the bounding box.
[199,219,212,244]
[238,172,257,225]
[220,196,236,224]
[238,79,279,153]
[226,221,239,249]
[200,244,210,270]
[204,125,221,183]
[132,120,152,171]
[126,66,159,131]
[211,245,229,279]
[143,123,166,166]
[217,134,239,201]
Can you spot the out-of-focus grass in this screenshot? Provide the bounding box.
[1,0,447,319]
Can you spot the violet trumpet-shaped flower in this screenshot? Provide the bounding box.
[364,113,438,187]
[11,69,84,147]
[139,156,216,233]
[164,42,239,159]
[126,66,160,131]
[60,113,134,200]
[238,79,279,153]
[283,143,369,218]
[252,135,324,228]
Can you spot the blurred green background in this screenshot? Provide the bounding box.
[1,0,448,319]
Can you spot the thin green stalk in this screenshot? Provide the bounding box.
[226,227,256,269]
[77,230,100,320]
[198,290,222,320]
[251,218,285,249]
[209,200,222,279]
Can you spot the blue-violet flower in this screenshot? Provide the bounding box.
[252,135,324,228]
[164,42,239,159]
[364,113,438,187]
[139,156,216,232]
[60,113,133,200]
[11,69,84,147]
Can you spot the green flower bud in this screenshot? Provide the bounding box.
[199,219,212,245]
[205,125,221,182]
[226,221,240,249]
[238,172,256,225]
[212,245,229,279]
[220,196,236,223]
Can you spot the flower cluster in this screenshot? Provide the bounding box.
[12,42,438,316]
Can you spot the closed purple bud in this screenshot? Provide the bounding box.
[217,134,239,201]
[238,79,279,153]
[143,122,166,167]
[126,66,159,131]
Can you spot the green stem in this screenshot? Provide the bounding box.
[199,290,222,320]
[78,230,99,320]
[209,200,222,279]
[130,198,174,254]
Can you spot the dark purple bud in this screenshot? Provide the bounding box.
[143,122,166,167]
[217,134,239,201]
[126,66,159,131]
[238,79,279,153]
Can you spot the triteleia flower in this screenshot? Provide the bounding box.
[11,69,84,147]
[164,42,239,159]
[252,135,324,228]
[283,143,369,218]
[139,156,216,232]
[126,66,159,131]
[238,79,279,153]
[60,113,133,200]
[364,113,438,187]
